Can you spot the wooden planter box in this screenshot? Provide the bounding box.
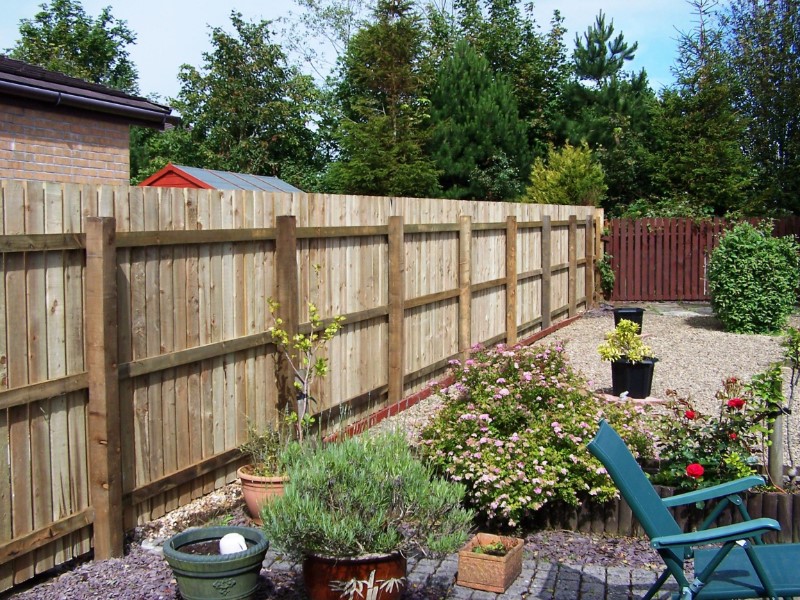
[456,533,524,593]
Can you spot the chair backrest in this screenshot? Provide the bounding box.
[588,419,682,541]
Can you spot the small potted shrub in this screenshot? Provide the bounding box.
[597,319,657,399]
[457,533,524,593]
[261,432,474,600]
[237,420,295,524]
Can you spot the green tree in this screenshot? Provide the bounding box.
[523,142,606,206]
[656,0,753,216]
[558,11,659,210]
[430,40,529,200]
[154,12,321,186]
[723,0,800,213]
[8,0,139,93]
[325,0,440,197]
[451,0,571,157]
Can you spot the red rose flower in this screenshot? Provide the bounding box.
[729,432,738,440]
[686,463,704,479]
[684,410,696,420]
[727,397,745,410]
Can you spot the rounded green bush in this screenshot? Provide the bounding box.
[707,221,800,334]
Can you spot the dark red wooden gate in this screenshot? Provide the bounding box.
[605,217,800,302]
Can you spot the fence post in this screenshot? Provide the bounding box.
[568,215,577,317]
[585,216,595,308]
[275,215,299,417]
[85,216,123,559]
[769,415,784,486]
[506,216,517,346]
[541,216,552,330]
[388,217,405,406]
[459,216,472,362]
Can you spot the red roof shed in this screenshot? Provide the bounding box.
[139,163,303,192]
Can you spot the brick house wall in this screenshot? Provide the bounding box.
[0,101,130,185]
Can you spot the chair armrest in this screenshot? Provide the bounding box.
[661,475,765,507]
[650,517,780,549]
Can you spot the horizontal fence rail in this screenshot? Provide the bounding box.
[605,216,800,302]
[0,180,601,591]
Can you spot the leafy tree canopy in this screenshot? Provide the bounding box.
[430,39,529,200]
[8,0,139,93]
[163,12,320,185]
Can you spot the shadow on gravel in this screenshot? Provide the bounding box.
[683,315,724,331]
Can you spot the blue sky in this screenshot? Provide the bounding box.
[2,1,697,101]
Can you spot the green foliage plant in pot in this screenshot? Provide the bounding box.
[162,525,269,600]
[598,319,656,399]
[237,418,296,524]
[261,431,474,600]
[267,265,345,442]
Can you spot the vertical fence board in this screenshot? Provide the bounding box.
[541,217,552,328]
[506,217,517,344]
[0,183,11,589]
[388,217,404,407]
[568,216,577,316]
[458,216,472,359]
[85,217,123,559]
[6,180,34,584]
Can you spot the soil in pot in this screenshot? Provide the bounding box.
[302,553,407,600]
[163,526,269,600]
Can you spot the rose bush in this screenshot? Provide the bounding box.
[420,342,654,527]
[650,367,782,490]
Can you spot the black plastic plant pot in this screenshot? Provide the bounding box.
[163,526,269,600]
[613,307,645,330]
[610,358,656,399]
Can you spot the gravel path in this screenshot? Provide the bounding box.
[10,303,800,598]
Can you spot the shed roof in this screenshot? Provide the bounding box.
[0,55,178,129]
[139,163,303,192]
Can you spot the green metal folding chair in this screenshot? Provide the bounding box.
[588,419,800,600]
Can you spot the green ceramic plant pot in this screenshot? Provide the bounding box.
[163,526,269,600]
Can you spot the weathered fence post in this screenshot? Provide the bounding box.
[275,215,299,417]
[769,414,784,486]
[459,216,472,363]
[85,216,123,559]
[388,216,405,406]
[568,215,577,317]
[585,215,595,308]
[541,216,552,330]
[505,216,518,346]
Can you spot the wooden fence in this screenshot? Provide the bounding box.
[542,486,800,544]
[605,216,800,301]
[0,179,601,591]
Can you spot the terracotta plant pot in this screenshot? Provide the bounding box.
[237,465,287,525]
[302,552,407,600]
[457,533,524,593]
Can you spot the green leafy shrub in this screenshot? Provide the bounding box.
[261,432,474,560]
[707,221,800,334]
[597,252,615,298]
[651,368,782,490]
[523,142,607,206]
[420,343,654,527]
[597,320,654,363]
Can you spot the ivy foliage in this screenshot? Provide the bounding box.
[707,221,800,334]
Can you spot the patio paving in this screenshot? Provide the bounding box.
[263,549,679,599]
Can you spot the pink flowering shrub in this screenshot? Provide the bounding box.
[420,342,653,527]
[651,367,782,491]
